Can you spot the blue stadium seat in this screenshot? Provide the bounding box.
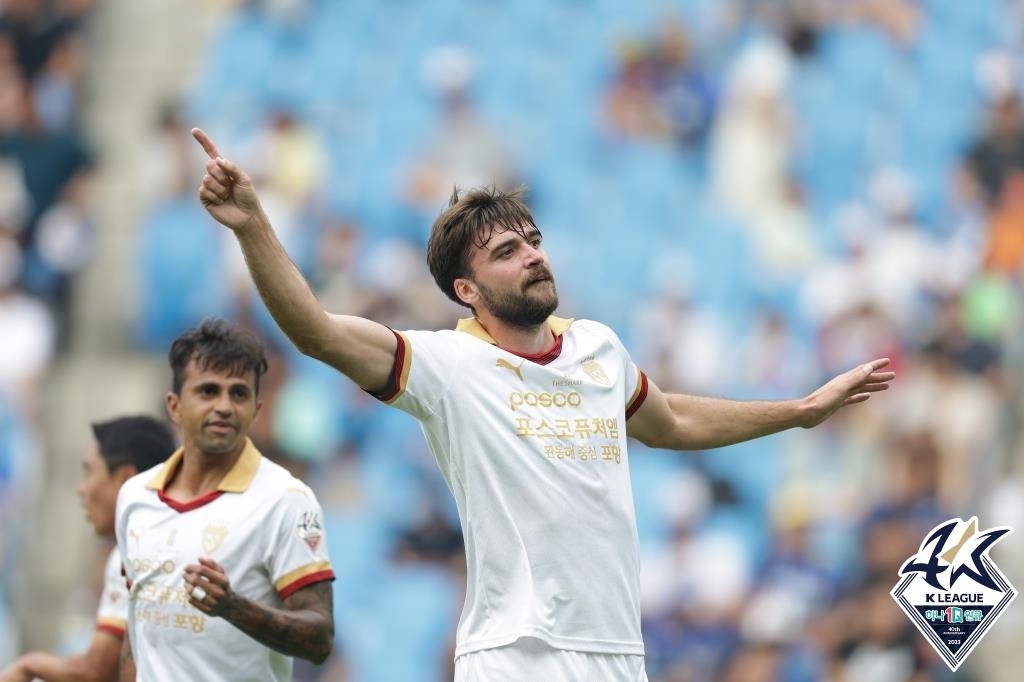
[136,199,233,350]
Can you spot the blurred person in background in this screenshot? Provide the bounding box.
[115,319,335,682]
[0,415,176,682]
[962,93,1024,209]
[0,227,54,412]
[190,127,894,680]
[403,45,519,217]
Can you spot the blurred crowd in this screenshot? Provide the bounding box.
[0,0,95,659]
[5,0,1024,680]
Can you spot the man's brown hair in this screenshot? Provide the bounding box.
[426,186,538,307]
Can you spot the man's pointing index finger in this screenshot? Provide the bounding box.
[191,127,221,160]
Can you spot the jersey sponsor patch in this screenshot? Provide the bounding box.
[297,511,324,551]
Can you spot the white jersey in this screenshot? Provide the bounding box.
[114,439,334,682]
[379,317,649,657]
[96,546,128,639]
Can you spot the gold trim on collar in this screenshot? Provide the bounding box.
[218,439,261,492]
[144,439,261,493]
[145,448,183,491]
[455,316,574,344]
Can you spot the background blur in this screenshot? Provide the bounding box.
[2,0,1023,680]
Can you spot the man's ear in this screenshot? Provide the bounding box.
[454,277,479,308]
[166,391,181,426]
[112,464,139,487]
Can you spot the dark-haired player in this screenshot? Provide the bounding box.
[1,416,175,682]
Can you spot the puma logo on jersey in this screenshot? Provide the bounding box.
[496,358,525,381]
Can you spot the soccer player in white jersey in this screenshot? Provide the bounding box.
[114,320,335,681]
[0,416,176,682]
[191,128,895,681]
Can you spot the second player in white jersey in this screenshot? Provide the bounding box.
[116,440,333,682]
[96,546,129,639]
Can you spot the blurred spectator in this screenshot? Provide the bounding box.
[140,104,201,204]
[0,230,54,409]
[733,309,817,398]
[31,29,85,132]
[889,344,1001,510]
[746,177,818,283]
[630,287,732,395]
[30,165,93,337]
[240,108,327,205]
[840,580,918,682]
[962,94,1024,208]
[603,41,673,142]
[810,0,920,46]
[651,20,716,148]
[984,172,1024,273]
[710,37,794,220]
[0,59,90,246]
[403,45,518,216]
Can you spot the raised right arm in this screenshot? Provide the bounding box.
[192,128,396,392]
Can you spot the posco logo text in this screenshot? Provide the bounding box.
[509,390,582,411]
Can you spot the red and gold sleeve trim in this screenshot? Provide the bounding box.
[275,561,335,599]
[625,369,649,420]
[373,330,411,404]
[96,617,126,639]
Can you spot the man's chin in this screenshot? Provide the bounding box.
[197,436,242,456]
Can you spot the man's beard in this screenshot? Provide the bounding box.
[477,271,559,328]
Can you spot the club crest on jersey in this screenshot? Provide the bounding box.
[891,517,1017,671]
[298,511,324,551]
[201,523,229,554]
[581,359,610,385]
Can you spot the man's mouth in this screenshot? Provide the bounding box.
[206,422,236,433]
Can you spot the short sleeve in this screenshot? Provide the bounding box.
[266,487,335,600]
[601,323,648,419]
[372,329,461,419]
[96,546,128,638]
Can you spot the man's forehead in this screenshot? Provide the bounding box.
[479,224,541,250]
[182,358,256,386]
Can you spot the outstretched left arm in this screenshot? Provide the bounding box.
[626,358,894,451]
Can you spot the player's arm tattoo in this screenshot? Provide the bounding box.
[220,581,334,664]
[118,632,136,682]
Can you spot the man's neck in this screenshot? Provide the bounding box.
[166,442,245,499]
[475,313,556,355]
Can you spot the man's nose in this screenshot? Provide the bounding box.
[214,392,233,413]
[523,244,544,266]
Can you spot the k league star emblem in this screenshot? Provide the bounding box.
[891,517,1017,671]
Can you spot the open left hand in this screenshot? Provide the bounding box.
[0,661,32,682]
[801,358,895,427]
[184,557,237,617]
